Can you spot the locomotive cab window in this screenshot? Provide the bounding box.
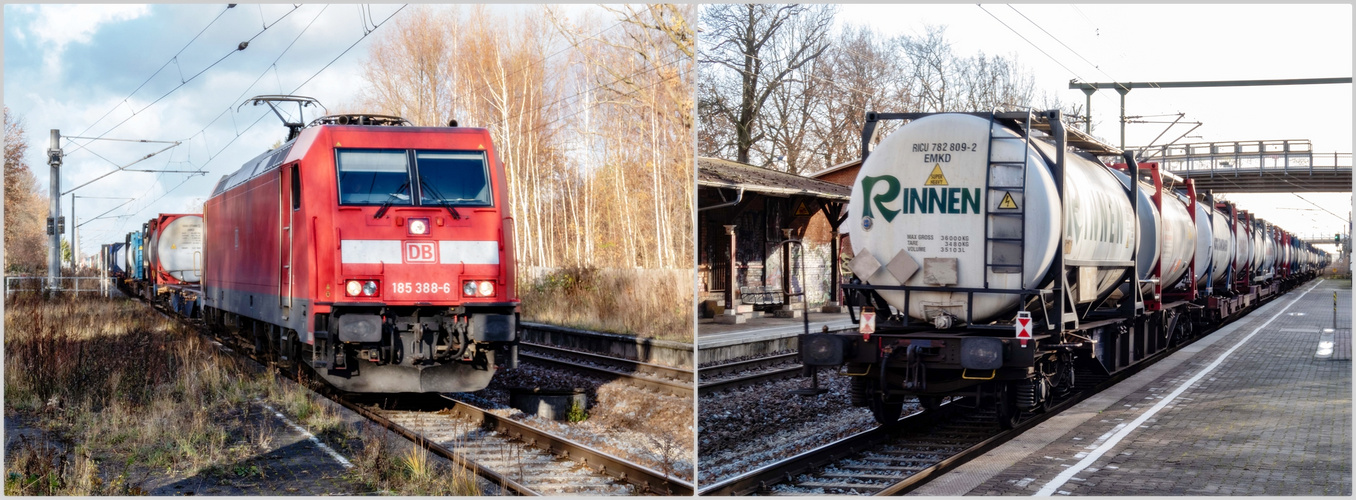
[414,151,492,206]
[336,149,412,205]
[290,164,301,211]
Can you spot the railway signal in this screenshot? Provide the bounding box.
[46,216,64,236]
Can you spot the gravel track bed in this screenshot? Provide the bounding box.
[698,372,910,485]
[456,360,694,481]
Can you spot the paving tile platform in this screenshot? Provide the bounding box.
[911,278,1352,496]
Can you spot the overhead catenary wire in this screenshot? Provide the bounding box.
[1007,5,1119,85]
[64,5,304,159]
[69,6,235,143]
[102,5,408,241]
[1293,193,1350,224]
[976,4,1116,108]
[1184,169,1348,237]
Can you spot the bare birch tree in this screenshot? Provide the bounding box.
[356,5,692,271]
[698,4,835,165]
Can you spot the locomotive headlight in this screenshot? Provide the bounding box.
[408,218,429,235]
[478,281,495,297]
[363,280,379,296]
[346,280,363,296]
[463,281,478,297]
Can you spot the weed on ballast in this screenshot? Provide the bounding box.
[346,422,481,495]
[567,400,589,423]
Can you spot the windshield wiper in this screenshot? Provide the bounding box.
[418,179,462,220]
[373,182,409,219]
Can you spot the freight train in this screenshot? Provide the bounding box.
[106,96,520,394]
[798,110,1330,426]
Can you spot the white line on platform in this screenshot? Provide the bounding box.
[261,402,354,469]
[1033,279,1324,496]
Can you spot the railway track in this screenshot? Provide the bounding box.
[698,353,803,392]
[142,299,691,496]
[697,300,1279,496]
[698,368,1108,496]
[342,394,694,496]
[517,343,693,398]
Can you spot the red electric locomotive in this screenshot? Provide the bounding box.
[202,96,519,393]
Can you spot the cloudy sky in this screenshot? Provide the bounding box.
[837,4,1352,251]
[4,3,411,257]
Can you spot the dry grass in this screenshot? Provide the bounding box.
[519,266,693,342]
[3,293,479,495]
[346,423,481,495]
[3,293,271,494]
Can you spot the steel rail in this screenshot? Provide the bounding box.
[439,395,695,496]
[697,365,803,393]
[335,397,540,495]
[698,352,800,378]
[518,342,694,398]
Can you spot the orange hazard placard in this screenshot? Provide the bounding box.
[860,308,876,340]
[1015,311,1032,347]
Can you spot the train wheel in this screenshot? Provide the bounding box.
[869,395,903,425]
[996,382,1021,430]
[1037,377,1053,413]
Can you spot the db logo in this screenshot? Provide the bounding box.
[403,241,437,263]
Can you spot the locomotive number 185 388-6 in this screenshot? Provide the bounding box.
[392,282,454,294]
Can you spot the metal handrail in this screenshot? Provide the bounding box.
[5,276,113,295]
[1139,140,1350,174]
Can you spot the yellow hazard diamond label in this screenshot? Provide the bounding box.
[925,164,948,185]
[998,192,1019,209]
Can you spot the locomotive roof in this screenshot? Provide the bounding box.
[210,124,492,197]
[698,157,850,201]
[213,138,297,197]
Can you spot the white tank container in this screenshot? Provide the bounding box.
[1157,192,1196,288]
[1109,171,1160,284]
[155,215,204,283]
[1261,225,1276,276]
[845,113,1135,324]
[1233,219,1251,272]
[1191,202,1213,284]
[1209,207,1234,285]
[1251,222,1268,275]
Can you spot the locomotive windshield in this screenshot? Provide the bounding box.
[336,149,412,205]
[336,149,492,207]
[414,151,491,206]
